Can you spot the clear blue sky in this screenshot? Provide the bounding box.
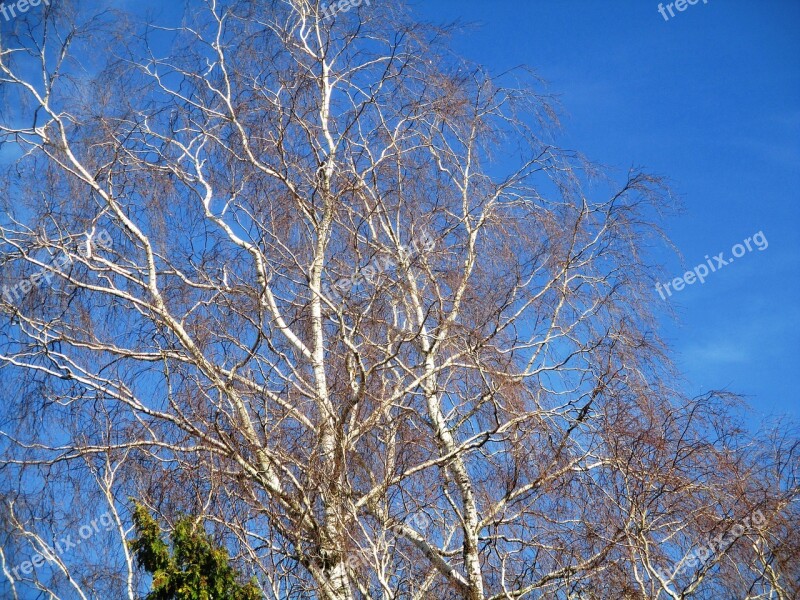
[413,0,800,420]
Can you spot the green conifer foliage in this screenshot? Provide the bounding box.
[129,503,261,600]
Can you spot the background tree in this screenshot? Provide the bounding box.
[0,1,797,599]
[129,501,261,600]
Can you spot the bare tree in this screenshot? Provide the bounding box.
[0,1,797,598]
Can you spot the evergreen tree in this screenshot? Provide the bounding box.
[129,503,261,600]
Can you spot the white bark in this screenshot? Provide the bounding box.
[0,2,796,599]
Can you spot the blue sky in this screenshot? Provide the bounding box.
[413,0,800,419]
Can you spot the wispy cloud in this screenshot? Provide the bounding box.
[682,341,750,365]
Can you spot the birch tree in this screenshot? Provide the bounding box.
[0,1,797,598]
